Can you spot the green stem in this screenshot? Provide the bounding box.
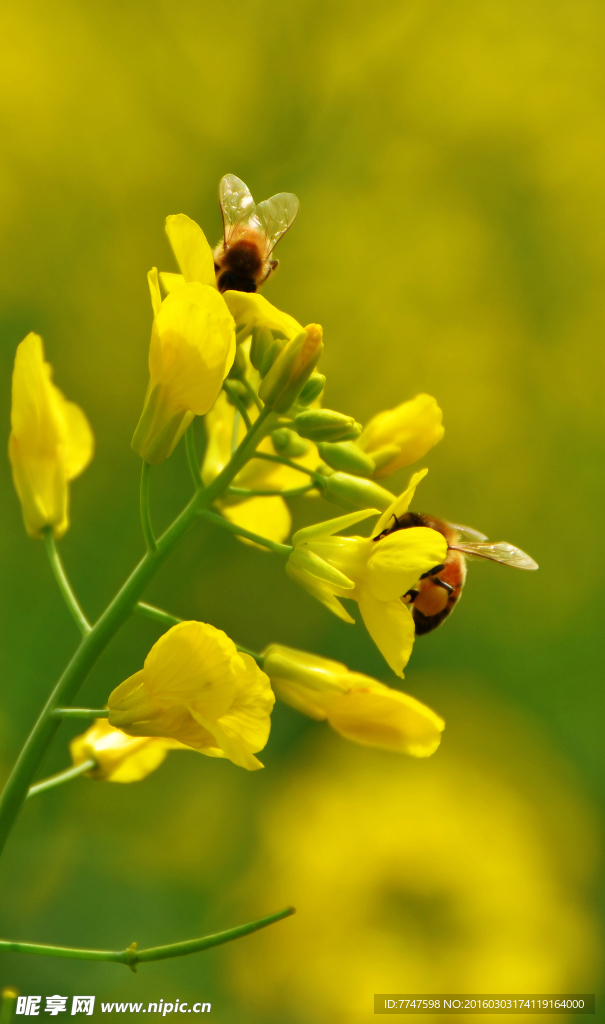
[0,987,18,1024]
[139,462,157,554]
[27,760,96,799]
[51,708,109,719]
[223,380,252,429]
[227,483,316,498]
[252,450,323,481]
[135,602,182,628]
[199,509,293,556]
[240,375,263,413]
[43,531,91,636]
[0,408,273,858]
[185,423,202,490]
[0,907,294,968]
[135,603,264,665]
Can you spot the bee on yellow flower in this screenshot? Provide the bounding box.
[286,470,448,677]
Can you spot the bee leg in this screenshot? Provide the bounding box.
[402,589,419,605]
[432,578,454,594]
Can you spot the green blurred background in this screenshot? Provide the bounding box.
[0,0,602,1019]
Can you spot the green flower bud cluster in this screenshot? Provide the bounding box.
[292,409,362,443]
[258,326,324,414]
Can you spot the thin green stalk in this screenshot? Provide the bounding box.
[51,708,109,719]
[199,509,293,556]
[135,603,264,664]
[227,483,316,498]
[185,423,202,490]
[139,462,157,554]
[223,380,252,429]
[135,602,182,628]
[252,450,323,481]
[43,531,91,636]
[240,375,263,412]
[27,760,96,799]
[0,407,273,858]
[0,907,294,968]
[231,409,241,453]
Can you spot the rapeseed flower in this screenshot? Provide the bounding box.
[263,644,444,756]
[8,333,94,539]
[286,470,448,676]
[70,719,183,783]
[108,621,274,770]
[356,394,444,478]
[131,268,235,464]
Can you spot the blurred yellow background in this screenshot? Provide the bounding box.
[0,0,602,1019]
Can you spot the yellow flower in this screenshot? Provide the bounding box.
[70,718,183,783]
[286,470,448,676]
[8,333,94,539]
[131,268,236,464]
[356,394,444,478]
[263,645,444,757]
[107,621,275,771]
[221,291,303,341]
[202,390,318,547]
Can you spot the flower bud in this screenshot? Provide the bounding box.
[321,472,394,511]
[250,326,285,372]
[70,719,181,783]
[297,373,326,406]
[259,338,286,378]
[227,341,248,379]
[270,427,310,458]
[224,379,252,407]
[357,394,444,478]
[316,441,375,477]
[258,325,324,413]
[293,409,362,443]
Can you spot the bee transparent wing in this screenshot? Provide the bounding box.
[255,192,300,254]
[447,522,488,542]
[450,540,539,570]
[219,174,256,244]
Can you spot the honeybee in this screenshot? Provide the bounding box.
[373,511,538,634]
[213,173,299,293]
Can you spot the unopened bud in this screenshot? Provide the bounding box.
[225,379,252,407]
[250,326,285,372]
[298,373,326,406]
[293,409,362,443]
[270,427,310,458]
[316,441,375,477]
[259,338,285,378]
[258,325,324,413]
[321,472,394,511]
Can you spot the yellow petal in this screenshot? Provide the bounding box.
[165,214,216,287]
[159,272,186,294]
[60,399,94,480]
[358,394,444,478]
[356,587,416,677]
[222,291,303,339]
[365,527,448,601]
[223,495,292,547]
[143,621,239,719]
[371,469,428,538]
[148,267,162,316]
[322,683,444,757]
[194,654,275,771]
[286,560,355,624]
